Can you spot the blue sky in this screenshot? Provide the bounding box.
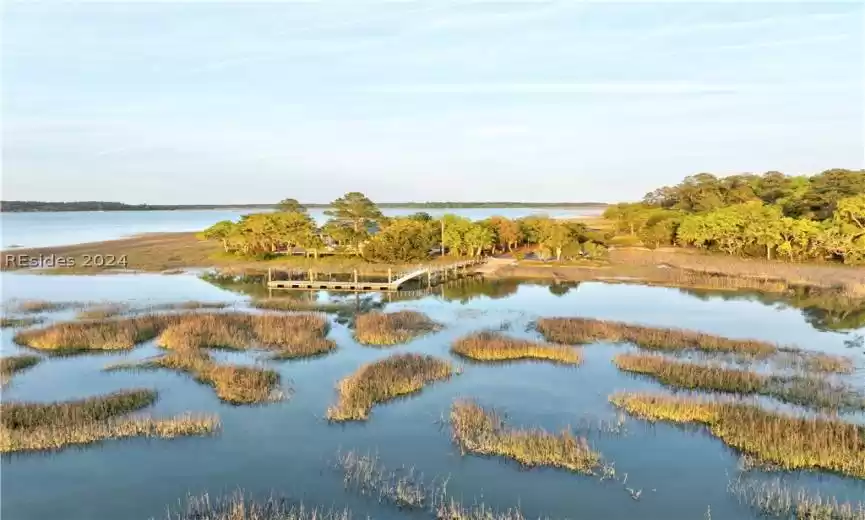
[3,2,863,204]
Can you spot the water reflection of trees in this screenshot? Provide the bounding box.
[679,287,865,333]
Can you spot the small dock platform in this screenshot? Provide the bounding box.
[266,258,486,292]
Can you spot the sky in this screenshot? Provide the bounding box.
[2,1,863,204]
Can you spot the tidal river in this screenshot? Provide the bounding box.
[1,272,863,520]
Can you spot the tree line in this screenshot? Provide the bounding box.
[604,169,865,264]
[200,193,609,263]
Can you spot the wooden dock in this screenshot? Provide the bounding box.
[266,258,486,292]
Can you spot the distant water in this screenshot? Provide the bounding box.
[0,207,604,249]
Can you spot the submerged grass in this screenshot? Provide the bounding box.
[335,450,537,520]
[610,392,865,479]
[451,331,581,365]
[729,477,865,520]
[0,388,217,453]
[450,399,602,474]
[353,310,439,346]
[156,312,335,359]
[166,493,352,520]
[537,317,778,357]
[133,351,281,405]
[252,298,351,313]
[10,300,79,314]
[613,353,865,411]
[327,353,454,421]
[0,354,41,385]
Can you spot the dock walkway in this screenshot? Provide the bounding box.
[266,258,486,292]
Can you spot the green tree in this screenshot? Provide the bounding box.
[487,216,522,252]
[199,220,236,252]
[277,198,307,214]
[324,192,383,233]
[363,218,437,262]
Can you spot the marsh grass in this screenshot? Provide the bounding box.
[0,355,41,385]
[1,389,158,430]
[166,493,352,520]
[728,477,865,520]
[354,311,439,346]
[1,414,218,453]
[134,351,281,405]
[334,450,536,520]
[0,316,42,328]
[156,312,335,359]
[14,315,173,354]
[613,353,865,411]
[14,311,334,358]
[451,332,581,365]
[327,353,454,421]
[337,450,428,508]
[11,300,80,314]
[252,298,351,314]
[450,399,602,474]
[537,317,778,357]
[75,303,131,320]
[0,388,218,453]
[610,392,865,478]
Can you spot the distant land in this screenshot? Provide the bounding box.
[0,201,609,212]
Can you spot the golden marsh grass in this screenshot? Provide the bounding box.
[156,312,334,359]
[450,399,602,474]
[14,315,173,354]
[0,354,41,385]
[0,388,218,453]
[1,388,157,430]
[1,414,218,453]
[327,353,454,421]
[14,312,334,358]
[451,332,581,365]
[136,351,280,405]
[613,353,865,411]
[354,311,439,346]
[537,317,778,357]
[610,392,865,478]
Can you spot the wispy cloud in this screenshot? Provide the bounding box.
[358,81,853,95]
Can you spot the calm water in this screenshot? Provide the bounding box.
[0,207,604,249]
[1,273,863,520]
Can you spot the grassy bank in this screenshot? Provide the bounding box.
[610,392,865,478]
[613,353,865,411]
[353,311,439,346]
[451,332,581,365]
[450,399,601,474]
[156,312,334,359]
[0,355,41,385]
[537,317,778,357]
[130,351,281,405]
[327,353,454,421]
[0,388,217,453]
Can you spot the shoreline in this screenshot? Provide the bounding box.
[3,233,863,299]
